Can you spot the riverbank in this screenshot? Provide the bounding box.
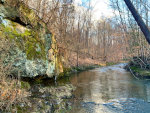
[125,65,150,80]
[125,57,150,80]
[19,83,76,113]
[21,65,102,113]
[0,77,76,112]
[59,65,101,77]
[0,64,101,112]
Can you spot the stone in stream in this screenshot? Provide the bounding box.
[81,98,150,113]
[18,84,76,113]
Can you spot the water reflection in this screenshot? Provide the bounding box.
[145,82,150,102]
[70,64,150,105]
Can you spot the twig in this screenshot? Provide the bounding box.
[128,65,139,80]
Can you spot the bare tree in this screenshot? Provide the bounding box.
[124,0,150,44]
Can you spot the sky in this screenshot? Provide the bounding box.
[74,0,114,20]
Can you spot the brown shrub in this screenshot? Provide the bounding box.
[0,38,29,112]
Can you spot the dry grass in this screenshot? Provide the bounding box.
[0,38,29,112]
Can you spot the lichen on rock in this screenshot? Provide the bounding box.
[0,0,63,78]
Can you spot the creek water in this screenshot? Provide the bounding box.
[66,64,150,113]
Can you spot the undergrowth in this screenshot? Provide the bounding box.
[0,38,29,112]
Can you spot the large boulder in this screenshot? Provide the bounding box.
[0,0,63,77]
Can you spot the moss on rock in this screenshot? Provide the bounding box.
[0,0,64,78]
[0,21,46,60]
[21,81,30,90]
[130,66,150,77]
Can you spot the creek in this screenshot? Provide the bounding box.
[65,63,150,113]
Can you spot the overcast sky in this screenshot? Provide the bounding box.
[74,0,114,20]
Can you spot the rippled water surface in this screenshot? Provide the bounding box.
[68,64,150,113]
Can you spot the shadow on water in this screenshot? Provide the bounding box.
[67,64,150,113]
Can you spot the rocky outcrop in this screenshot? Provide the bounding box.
[0,0,63,77]
[26,84,75,113]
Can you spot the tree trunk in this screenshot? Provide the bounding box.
[124,0,150,44]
